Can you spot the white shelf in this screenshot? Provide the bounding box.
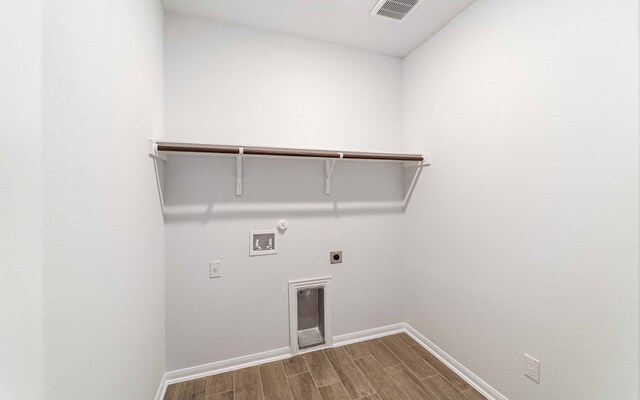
[148,138,430,199]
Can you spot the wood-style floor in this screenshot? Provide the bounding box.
[164,333,486,400]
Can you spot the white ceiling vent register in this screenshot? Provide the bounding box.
[370,0,423,21]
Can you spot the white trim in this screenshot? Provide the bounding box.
[154,324,403,400]
[404,324,509,400]
[166,347,290,383]
[295,343,330,356]
[154,323,508,400]
[154,373,168,400]
[154,347,291,400]
[333,323,406,346]
[288,276,332,355]
[296,322,404,356]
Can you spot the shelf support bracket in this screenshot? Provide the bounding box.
[402,152,431,210]
[148,138,167,162]
[236,147,243,196]
[325,157,338,195]
[148,139,166,215]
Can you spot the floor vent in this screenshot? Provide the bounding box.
[370,0,423,21]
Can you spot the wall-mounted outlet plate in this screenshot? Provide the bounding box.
[250,230,278,256]
[209,261,221,278]
[330,251,342,264]
[524,353,541,383]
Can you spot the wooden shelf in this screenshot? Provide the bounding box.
[151,140,426,162]
[148,139,430,198]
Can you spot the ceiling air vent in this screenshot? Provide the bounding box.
[370,0,423,21]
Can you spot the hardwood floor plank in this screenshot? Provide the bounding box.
[461,388,487,400]
[208,392,234,400]
[324,347,376,399]
[176,378,207,400]
[379,336,438,379]
[303,350,341,387]
[235,366,264,400]
[167,338,481,400]
[385,364,438,400]
[317,383,351,400]
[287,372,322,400]
[282,356,308,376]
[409,345,471,392]
[342,342,371,360]
[259,362,294,400]
[353,356,409,400]
[165,383,180,400]
[206,372,234,396]
[394,333,416,346]
[361,340,401,368]
[422,375,466,400]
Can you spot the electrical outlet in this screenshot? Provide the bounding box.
[524,354,540,383]
[209,261,221,278]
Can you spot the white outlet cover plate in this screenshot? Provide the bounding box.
[209,261,221,278]
[524,353,541,383]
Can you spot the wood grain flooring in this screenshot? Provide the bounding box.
[164,334,487,400]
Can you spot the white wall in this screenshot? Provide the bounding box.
[0,1,43,399]
[165,13,403,152]
[42,1,166,399]
[163,13,405,370]
[402,1,639,399]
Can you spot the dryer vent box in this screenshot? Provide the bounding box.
[289,277,332,354]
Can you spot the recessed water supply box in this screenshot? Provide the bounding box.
[288,277,332,354]
[249,230,277,256]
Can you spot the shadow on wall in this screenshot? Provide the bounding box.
[161,155,423,221]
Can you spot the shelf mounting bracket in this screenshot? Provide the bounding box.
[148,138,167,162]
[236,147,243,196]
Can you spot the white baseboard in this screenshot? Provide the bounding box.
[154,323,507,400]
[403,324,508,400]
[154,347,290,400]
[153,374,168,400]
[333,323,406,346]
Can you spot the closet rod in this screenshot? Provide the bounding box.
[243,148,340,159]
[341,153,423,162]
[155,144,424,162]
[156,145,238,154]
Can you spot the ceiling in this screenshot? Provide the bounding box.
[161,0,477,58]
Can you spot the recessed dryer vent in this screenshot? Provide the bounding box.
[289,277,332,354]
[370,0,423,21]
[297,288,325,349]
